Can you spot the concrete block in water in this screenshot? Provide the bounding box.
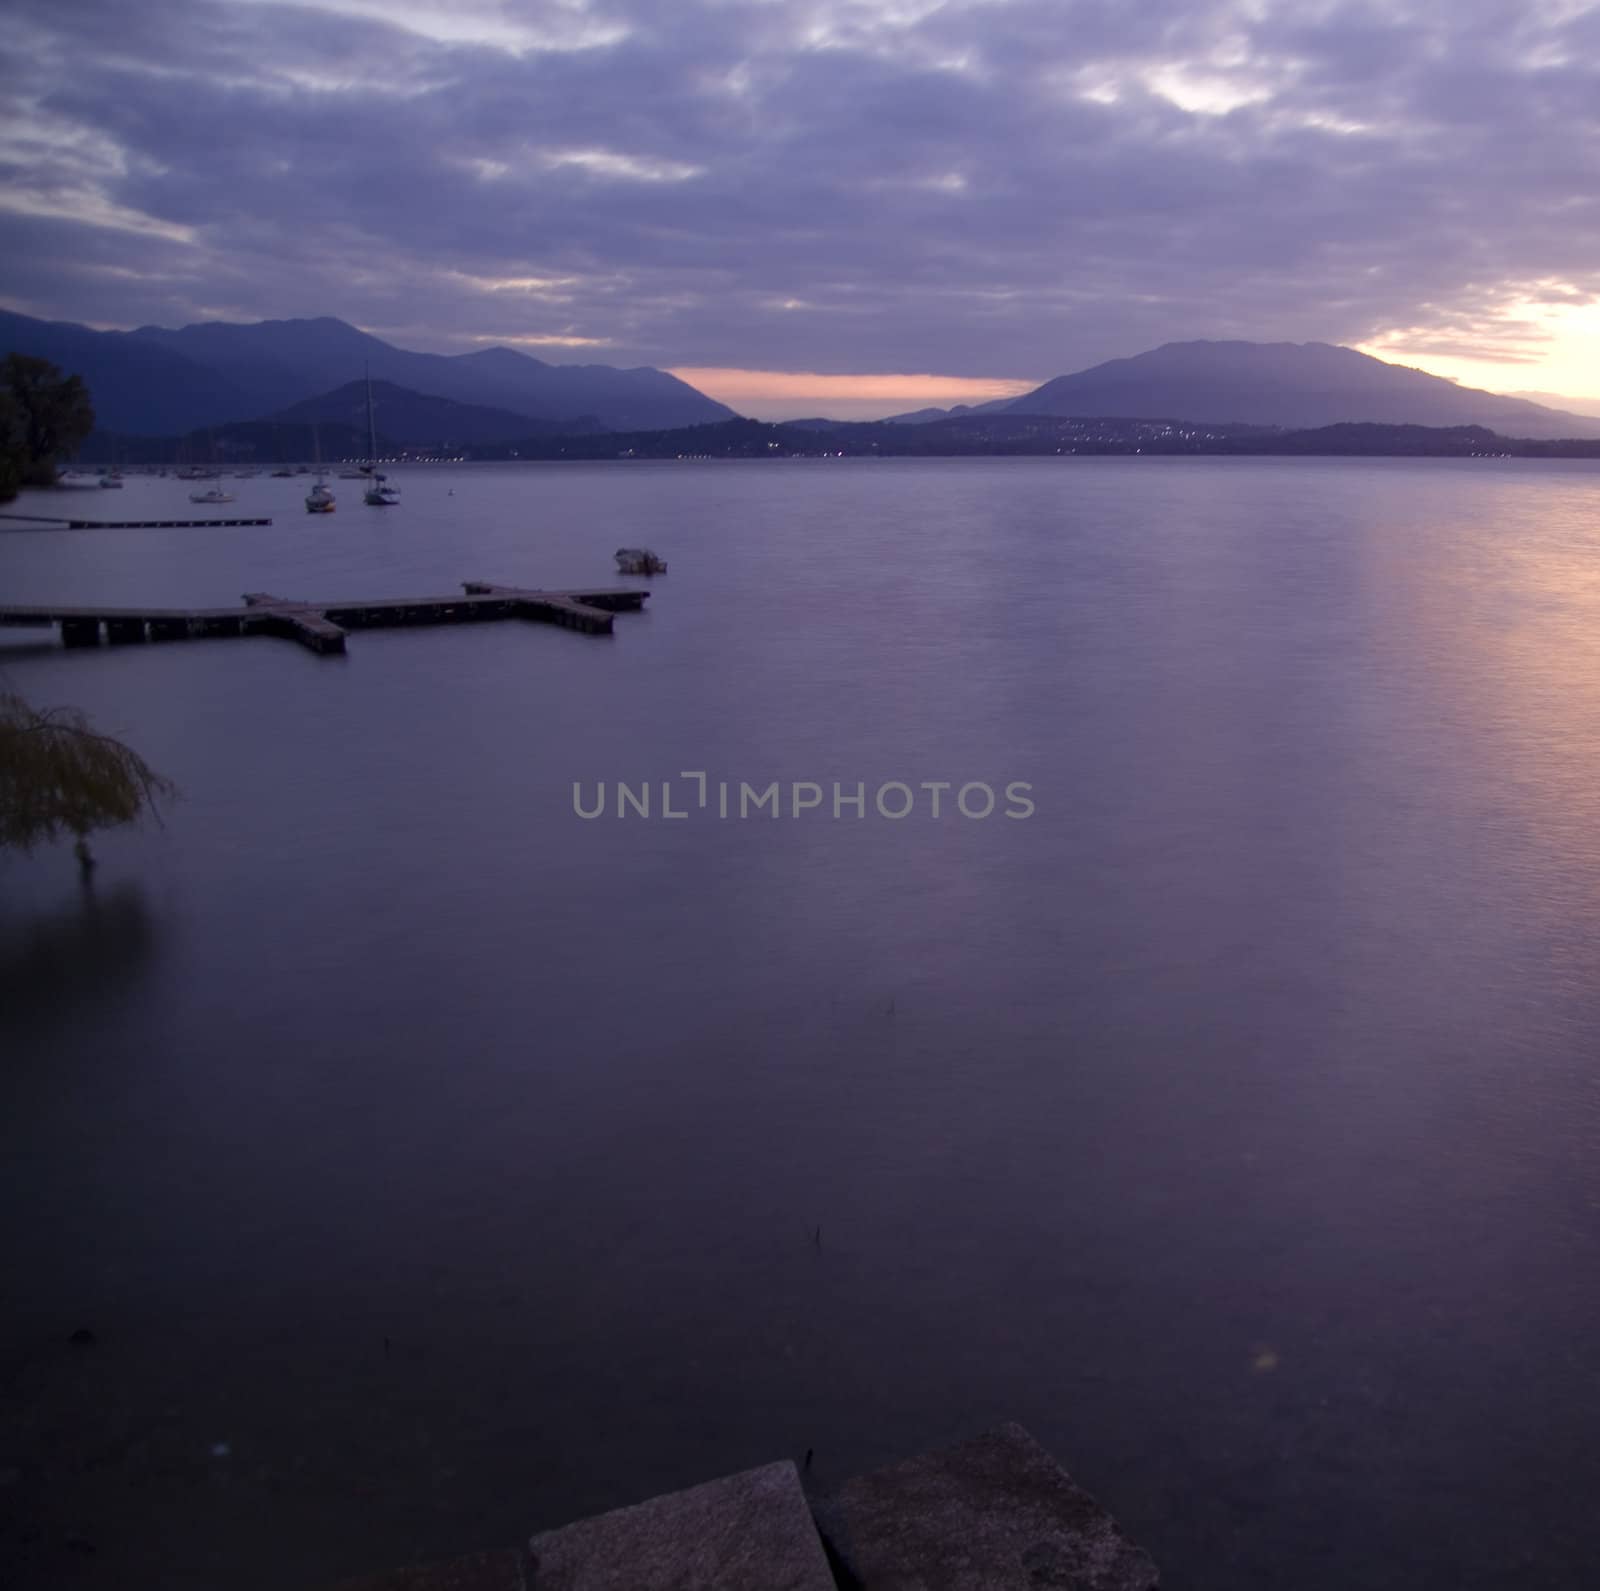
[527,1459,834,1590]
[815,1422,1159,1590]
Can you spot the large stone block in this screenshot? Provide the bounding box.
[527,1459,835,1591]
[814,1422,1159,1590]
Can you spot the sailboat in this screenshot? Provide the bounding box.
[361,367,400,506]
[179,429,224,481]
[305,425,336,514]
[190,437,234,499]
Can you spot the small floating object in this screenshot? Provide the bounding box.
[614,546,667,574]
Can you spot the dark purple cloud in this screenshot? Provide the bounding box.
[1,0,1597,385]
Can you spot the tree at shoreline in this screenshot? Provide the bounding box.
[0,353,95,500]
[0,386,24,500]
[0,691,176,858]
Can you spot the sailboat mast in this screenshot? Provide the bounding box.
[365,363,377,468]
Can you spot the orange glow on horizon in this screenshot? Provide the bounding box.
[1358,292,1600,410]
[668,367,1037,420]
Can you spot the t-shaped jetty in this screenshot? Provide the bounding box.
[0,580,650,656]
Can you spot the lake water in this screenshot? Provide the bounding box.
[3,457,1600,1589]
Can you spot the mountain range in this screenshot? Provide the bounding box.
[890,341,1600,440]
[6,310,1599,445]
[271,380,600,445]
[0,310,736,435]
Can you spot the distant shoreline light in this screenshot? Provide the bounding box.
[668,368,1037,422]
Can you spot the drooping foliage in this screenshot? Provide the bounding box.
[0,692,175,852]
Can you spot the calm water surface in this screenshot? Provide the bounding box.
[3,457,1600,1589]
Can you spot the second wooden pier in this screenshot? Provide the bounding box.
[0,580,650,657]
[0,511,274,529]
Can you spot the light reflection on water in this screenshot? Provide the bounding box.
[3,457,1600,1590]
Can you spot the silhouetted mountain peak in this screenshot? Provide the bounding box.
[1004,340,1600,439]
[271,378,604,443]
[455,345,552,373]
[0,309,734,434]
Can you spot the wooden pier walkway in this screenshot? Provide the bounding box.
[0,580,650,656]
[0,511,273,530]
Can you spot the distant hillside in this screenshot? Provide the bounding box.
[77,420,371,466]
[881,398,1016,424]
[1508,390,1600,421]
[1000,341,1600,440]
[0,310,736,434]
[272,381,603,445]
[449,412,1599,461]
[0,309,251,436]
[72,411,1600,466]
[434,344,733,432]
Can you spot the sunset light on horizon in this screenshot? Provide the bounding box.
[4,0,1598,408]
[665,369,1039,422]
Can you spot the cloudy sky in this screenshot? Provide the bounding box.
[2,0,1598,418]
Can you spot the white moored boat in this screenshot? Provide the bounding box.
[189,485,235,504]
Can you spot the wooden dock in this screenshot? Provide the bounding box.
[0,580,650,656]
[0,511,273,529]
